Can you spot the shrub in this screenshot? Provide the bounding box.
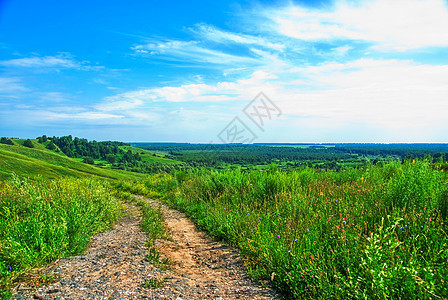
[83,156,94,164]
[0,138,14,145]
[23,139,34,148]
[46,141,57,150]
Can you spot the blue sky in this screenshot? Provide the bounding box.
[1,0,447,142]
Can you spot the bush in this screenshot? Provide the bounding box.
[0,137,14,145]
[83,156,94,164]
[106,154,116,164]
[23,139,34,148]
[46,141,57,150]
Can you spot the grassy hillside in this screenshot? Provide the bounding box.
[119,145,181,165]
[0,143,146,181]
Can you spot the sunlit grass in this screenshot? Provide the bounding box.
[0,175,121,293]
[140,161,448,299]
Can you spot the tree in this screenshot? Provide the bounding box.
[83,156,95,164]
[0,137,14,145]
[105,154,116,164]
[23,139,34,148]
[46,141,57,150]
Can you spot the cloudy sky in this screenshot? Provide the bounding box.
[0,0,447,142]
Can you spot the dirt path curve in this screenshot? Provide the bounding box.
[138,196,280,300]
[12,198,280,300]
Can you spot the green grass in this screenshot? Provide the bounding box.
[0,175,122,293]
[118,145,181,165]
[139,161,448,299]
[113,187,170,270]
[0,143,146,181]
[141,277,165,289]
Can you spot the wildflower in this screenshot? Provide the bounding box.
[258,217,261,220]
[248,213,250,215]
[294,239,298,242]
[277,235,280,238]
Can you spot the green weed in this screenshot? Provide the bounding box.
[0,175,121,290]
[141,161,448,299]
[141,277,165,289]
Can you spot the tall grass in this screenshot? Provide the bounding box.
[0,175,121,293]
[141,161,448,299]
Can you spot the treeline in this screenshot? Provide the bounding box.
[36,135,143,165]
[44,135,128,160]
[335,144,448,162]
[135,144,355,166]
[36,135,183,173]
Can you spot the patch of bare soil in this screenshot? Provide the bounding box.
[139,196,279,300]
[12,198,280,299]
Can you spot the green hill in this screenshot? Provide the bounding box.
[118,145,180,165]
[0,142,147,181]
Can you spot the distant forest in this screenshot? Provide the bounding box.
[134,143,448,167]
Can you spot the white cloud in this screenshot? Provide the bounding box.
[267,0,448,51]
[0,55,79,68]
[0,77,27,93]
[132,40,260,65]
[331,45,352,57]
[36,92,71,102]
[191,24,285,51]
[42,111,124,121]
[278,59,448,131]
[101,57,448,139]
[0,54,103,71]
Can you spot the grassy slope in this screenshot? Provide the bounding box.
[0,143,146,181]
[119,145,181,165]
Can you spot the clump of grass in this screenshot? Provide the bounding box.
[142,160,448,299]
[0,175,121,293]
[134,196,171,270]
[141,277,165,289]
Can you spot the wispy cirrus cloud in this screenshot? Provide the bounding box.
[132,40,260,66]
[0,55,79,68]
[0,53,104,71]
[190,24,285,51]
[41,111,124,121]
[265,0,448,51]
[0,77,28,93]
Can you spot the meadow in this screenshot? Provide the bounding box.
[130,160,448,299]
[2,137,448,299]
[0,175,123,297]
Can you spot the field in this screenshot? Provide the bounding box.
[1,136,448,299]
[132,160,448,299]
